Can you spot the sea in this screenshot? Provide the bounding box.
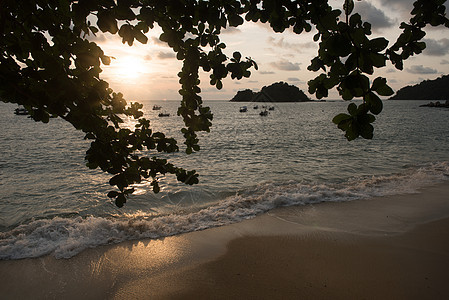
[1,99,449,260]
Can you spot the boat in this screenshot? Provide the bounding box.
[253,105,259,109]
[259,110,269,116]
[158,112,170,117]
[152,105,162,110]
[239,106,247,112]
[268,106,275,111]
[14,107,29,115]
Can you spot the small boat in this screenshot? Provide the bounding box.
[268,106,275,111]
[158,112,170,117]
[239,106,247,112]
[253,105,259,109]
[152,105,162,110]
[14,107,29,115]
[259,110,269,116]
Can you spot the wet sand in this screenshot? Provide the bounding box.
[1,183,449,299]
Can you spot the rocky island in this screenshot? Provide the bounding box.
[389,75,449,100]
[230,82,311,102]
[419,100,449,108]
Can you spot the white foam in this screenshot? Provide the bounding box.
[1,161,448,260]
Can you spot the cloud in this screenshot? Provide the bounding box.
[222,27,242,34]
[157,51,176,59]
[88,33,108,43]
[144,54,152,61]
[269,60,301,71]
[287,77,301,82]
[423,38,449,56]
[259,71,275,74]
[151,36,168,47]
[378,0,415,13]
[378,0,448,21]
[406,65,438,74]
[441,59,449,65]
[267,37,316,51]
[354,2,395,29]
[386,68,396,73]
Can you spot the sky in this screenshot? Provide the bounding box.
[95,0,449,101]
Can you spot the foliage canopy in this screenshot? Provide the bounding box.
[1,0,448,206]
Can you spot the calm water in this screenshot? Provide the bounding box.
[1,100,449,259]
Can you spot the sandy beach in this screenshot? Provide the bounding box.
[1,182,449,299]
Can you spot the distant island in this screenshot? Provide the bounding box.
[230,82,311,102]
[389,74,449,100]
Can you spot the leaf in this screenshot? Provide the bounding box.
[228,15,243,27]
[233,52,241,61]
[347,103,357,116]
[343,0,354,16]
[365,92,383,115]
[371,77,387,91]
[332,113,351,124]
[97,11,118,34]
[369,38,389,52]
[151,180,160,193]
[345,120,360,141]
[115,194,126,207]
[371,77,394,96]
[360,122,374,139]
[107,191,120,198]
[134,30,148,44]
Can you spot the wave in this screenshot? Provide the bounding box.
[1,161,448,260]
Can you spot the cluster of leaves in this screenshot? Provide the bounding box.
[0,0,258,206]
[306,0,448,140]
[237,0,447,140]
[1,0,448,206]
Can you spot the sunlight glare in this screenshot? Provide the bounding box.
[113,56,148,81]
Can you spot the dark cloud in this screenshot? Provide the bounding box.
[269,60,301,71]
[378,0,413,9]
[423,38,449,56]
[378,0,414,13]
[354,2,395,29]
[287,77,301,82]
[259,71,275,74]
[406,65,438,74]
[378,0,448,21]
[441,59,449,65]
[157,51,176,59]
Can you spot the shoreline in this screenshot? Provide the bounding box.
[1,182,449,299]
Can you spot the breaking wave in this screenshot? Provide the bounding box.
[1,161,448,260]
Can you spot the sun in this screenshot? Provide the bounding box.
[112,56,148,81]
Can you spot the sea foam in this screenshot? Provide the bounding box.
[1,162,448,260]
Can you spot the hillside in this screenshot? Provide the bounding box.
[389,75,449,100]
[230,82,311,102]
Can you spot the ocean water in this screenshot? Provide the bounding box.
[1,100,449,259]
